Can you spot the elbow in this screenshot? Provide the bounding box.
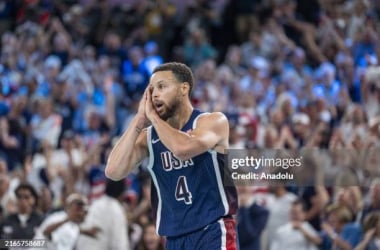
[172,143,206,161]
[172,149,190,161]
[105,164,123,181]
[172,144,195,161]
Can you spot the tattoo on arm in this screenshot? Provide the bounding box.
[135,126,143,134]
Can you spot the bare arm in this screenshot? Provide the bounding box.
[296,223,322,245]
[105,117,148,180]
[43,218,69,239]
[105,91,150,180]
[305,186,329,221]
[355,229,375,250]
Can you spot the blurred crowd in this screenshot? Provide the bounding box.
[0,0,380,249]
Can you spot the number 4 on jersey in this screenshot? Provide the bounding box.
[175,176,192,204]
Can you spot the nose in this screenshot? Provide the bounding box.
[151,86,159,99]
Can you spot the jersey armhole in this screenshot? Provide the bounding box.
[146,126,154,169]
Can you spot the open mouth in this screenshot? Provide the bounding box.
[154,101,164,112]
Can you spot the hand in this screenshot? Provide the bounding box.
[292,221,302,230]
[136,88,151,127]
[364,228,376,241]
[321,222,336,238]
[145,86,158,122]
[81,226,101,238]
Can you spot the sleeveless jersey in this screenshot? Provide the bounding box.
[146,109,238,237]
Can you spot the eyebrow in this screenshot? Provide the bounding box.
[152,78,177,85]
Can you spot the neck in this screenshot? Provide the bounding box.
[19,209,32,216]
[167,99,193,129]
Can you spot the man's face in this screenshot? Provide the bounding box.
[67,199,88,224]
[290,203,304,222]
[149,71,184,120]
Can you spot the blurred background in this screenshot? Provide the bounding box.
[0,0,379,249]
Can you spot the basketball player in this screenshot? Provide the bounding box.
[105,62,238,249]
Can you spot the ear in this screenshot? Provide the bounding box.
[181,82,190,96]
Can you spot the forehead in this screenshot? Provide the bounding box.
[150,70,177,85]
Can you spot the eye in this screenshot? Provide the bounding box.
[158,83,165,89]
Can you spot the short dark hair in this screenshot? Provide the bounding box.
[15,183,39,207]
[292,198,307,212]
[105,179,125,199]
[152,62,194,97]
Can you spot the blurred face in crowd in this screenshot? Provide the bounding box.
[326,211,340,230]
[129,47,143,66]
[150,71,188,120]
[271,110,284,128]
[24,36,38,54]
[66,197,88,224]
[191,29,205,46]
[53,33,69,52]
[38,99,53,118]
[249,31,261,46]
[104,33,121,50]
[16,188,36,214]
[290,203,305,222]
[326,207,351,232]
[143,224,161,250]
[293,121,308,136]
[352,106,366,125]
[88,112,102,130]
[1,48,17,68]
[291,49,305,69]
[226,46,241,65]
[336,187,361,213]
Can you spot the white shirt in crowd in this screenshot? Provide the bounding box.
[265,192,298,249]
[34,211,80,250]
[270,221,319,250]
[76,195,130,250]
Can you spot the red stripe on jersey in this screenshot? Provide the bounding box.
[223,218,238,250]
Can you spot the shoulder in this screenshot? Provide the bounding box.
[2,213,18,222]
[196,112,229,127]
[31,211,44,221]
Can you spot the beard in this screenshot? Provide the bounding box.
[157,95,181,120]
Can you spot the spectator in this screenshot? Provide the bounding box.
[0,183,43,239]
[30,97,62,149]
[182,27,217,69]
[122,46,150,99]
[76,179,130,250]
[355,212,380,250]
[137,223,165,250]
[264,183,298,250]
[0,172,17,217]
[237,186,269,250]
[34,193,98,250]
[0,96,29,171]
[361,178,380,223]
[320,203,362,250]
[0,1,379,248]
[270,199,322,250]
